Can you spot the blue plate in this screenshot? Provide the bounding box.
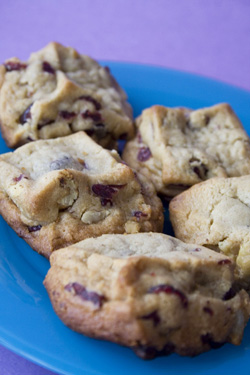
[0,62,250,375]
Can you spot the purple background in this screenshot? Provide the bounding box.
[0,0,250,374]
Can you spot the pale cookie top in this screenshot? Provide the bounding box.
[44,233,250,357]
[0,42,134,148]
[0,132,163,232]
[122,104,250,197]
[169,175,250,286]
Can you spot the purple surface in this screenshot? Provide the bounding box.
[0,1,250,374]
[0,0,250,91]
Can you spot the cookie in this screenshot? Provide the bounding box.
[122,104,250,198]
[0,42,134,148]
[44,233,250,359]
[169,175,250,287]
[0,132,163,258]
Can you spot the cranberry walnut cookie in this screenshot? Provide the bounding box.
[44,233,250,359]
[0,42,134,148]
[122,104,250,198]
[169,175,250,288]
[0,132,163,258]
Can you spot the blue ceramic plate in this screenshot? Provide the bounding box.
[0,63,250,375]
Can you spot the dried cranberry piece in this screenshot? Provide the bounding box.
[4,61,27,71]
[78,95,101,110]
[148,284,188,308]
[203,306,213,316]
[141,310,160,326]
[218,259,231,265]
[13,174,28,182]
[64,282,106,308]
[82,110,102,122]
[59,111,76,120]
[101,198,113,207]
[201,333,224,349]
[133,211,148,219]
[137,147,152,162]
[223,287,236,301]
[133,343,175,359]
[19,104,32,124]
[92,184,125,199]
[28,225,42,232]
[42,61,55,74]
[13,175,23,182]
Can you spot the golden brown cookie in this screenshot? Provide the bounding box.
[44,233,250,358]
[123,104,250,197]
[0,42,134,148]
[169,175,250,287]
[0,132,163,257]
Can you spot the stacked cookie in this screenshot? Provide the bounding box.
[0,42,134,148]
[123,104,250,197]
[0,42,164,256]
[0,132,163,257]
[169,176,250,289]
[44,233,249,358]
[0,43,250,359]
